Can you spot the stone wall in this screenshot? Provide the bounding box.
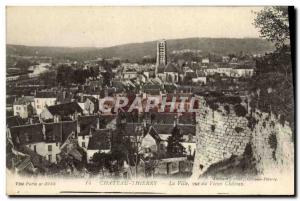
[251,110,294,176]
[192,95,294,178]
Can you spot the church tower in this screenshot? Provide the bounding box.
[156,40,167,66]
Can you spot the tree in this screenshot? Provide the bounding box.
[254,6,290,48]
[253,6,294,132]
[56,65,74,86]
[91,152,110,175]
[167,125,185,157]
[39,70,57,87]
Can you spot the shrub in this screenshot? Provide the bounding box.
[234,104,247,117]
[246,116,257,131]
[279,115,285,126]
[224,105,230,114]
[268,133,278,161]
[235,127,244,133]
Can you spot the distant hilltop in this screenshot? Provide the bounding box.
[7,37,274,62]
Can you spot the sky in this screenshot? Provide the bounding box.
[6,6,264,47]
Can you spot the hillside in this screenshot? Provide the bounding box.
[7,38,274,62]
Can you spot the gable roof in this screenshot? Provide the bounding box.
[78,115,98,132]
[9,124,44,146]
[9,121,77,146]
[6,116,26,128]
[47,102,83,117]
[86,96,98,104]
[14,96,34,105]
[165,63,180,73]
[44,121,77,144]
[147,126,162,142]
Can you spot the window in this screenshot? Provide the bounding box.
[48,155,52,162]
[37,105,41,109]
[82,142,86,148]
[48,145,52,152]
[33,145,37,153]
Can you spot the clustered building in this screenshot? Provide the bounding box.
[6,39,256,177]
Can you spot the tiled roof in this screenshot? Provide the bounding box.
[78,115,98,132]
[47,102,83,116]
[165,63,181,73]
[99,114,117,129]
[9,124,44,146]
[14,96,34,105]
[146,113,177,124]
[9,121,77,146]
[44,121,77,144]
[178,113,196,124]
[153,124,196,135]
[44,123,63,143]
[6,116,26,128]
[35,92,57,98]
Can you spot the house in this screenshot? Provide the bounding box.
[40,102,83,121]
[222,56,230,63]
[204,66,219,76]
[142,83,162,96]
[13,96,35,118]
[6,96,16,116]
[217,65,233,77]
[231,66,254,78]
[84,96,99,114]
[140,126,165,155]
[77,115,100,150]
[192,71,207,84]
[34,92,57,115]
[86,129,112,163]
[7,121,77,164]
[156,63,166,81]
[164,63,181,83]
[202,58,210,65]
[123,70,138,80]
[184,69,197,83]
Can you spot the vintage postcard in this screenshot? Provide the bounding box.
[6,6,295,195]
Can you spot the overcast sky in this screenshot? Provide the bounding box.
[6,6,264,47]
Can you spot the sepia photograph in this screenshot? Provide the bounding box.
[5,6,295,196]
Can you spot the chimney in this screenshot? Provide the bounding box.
[77,120,81,134]
[42,124,46,140]
[80,93,84,102]
[96,117,100,130]
[104,87,108,97]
